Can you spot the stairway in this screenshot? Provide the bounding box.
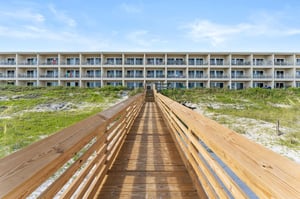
[145,89,154,102]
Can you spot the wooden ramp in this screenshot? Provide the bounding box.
[96,102,198,198]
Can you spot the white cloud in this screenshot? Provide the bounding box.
[120,3,142,14]
[184,12,300,46]
[0,10,45,23]
[126,30,164,48]
[48,4,77,27]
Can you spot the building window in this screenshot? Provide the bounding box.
[156,58,164,65]
[66,82,79,87]
[274,58,285,65]
[106,58,114,64]
[210,58,224,65]
[66,58,79,65]
[27,70,35,77]
[253,82,264,88]
[136,58,143,65]
[116,58,122,65]
[253,58,264,65]
[7,58,15,65]
[86,57,101,65]
[7,70,15,77]
[275,71,284,78]
[126,58,134,65]
[27,82,34,86]
[210,82,224,88]
[26,58,37,65]
[253,70,264,78]
[46,58,58,65]
[231,70,244,78]
[231,58,244,65]
[231,82,244,90]
[210,70,224,78]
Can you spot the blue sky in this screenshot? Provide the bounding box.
[1,0,300,52]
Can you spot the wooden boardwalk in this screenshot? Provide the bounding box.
[97,102,198,198]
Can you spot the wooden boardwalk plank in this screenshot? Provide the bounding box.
[96,102,198,198]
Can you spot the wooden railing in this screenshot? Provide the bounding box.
[0,93,144,199]
[155,90,300,199]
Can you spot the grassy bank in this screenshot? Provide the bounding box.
[0,86,138,158]
[161,88,300,149]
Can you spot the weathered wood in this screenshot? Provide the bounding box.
[155,92,300,199]
[96,102,198,198]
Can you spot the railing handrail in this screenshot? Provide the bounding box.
[154,91,300,198]
[0,93,144,198]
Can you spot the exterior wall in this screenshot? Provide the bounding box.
[0,52,300,89]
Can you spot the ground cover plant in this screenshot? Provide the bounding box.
[161,88,300,151]
[0,86,136,158]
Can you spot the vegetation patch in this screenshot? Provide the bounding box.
[161,88,300,151]
[0,86,139,158]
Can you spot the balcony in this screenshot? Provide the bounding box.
[40,75,59,78]
[19,61,37,66]
[188,75,208,79]
[274,75,294,79]
[146,74,165,78]
[125,75,144,78]
[231,61,251,66]
[0,61,16,65]
[210,75,229,79]
[252,75,272,79]
[61,62,80,66]
[253,61,273,66]
[167,60,185,65]
[81,74,101,78]
[18,74,37,78]
[0,75,16,78]
[231,75,251,79]
[82,61,101,65]
[274,61,292,66]
[167,75,186,78]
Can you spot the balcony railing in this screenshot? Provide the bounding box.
[125,75,144,78]
[0,75,16,78]
[252,75,272,79]
[0,61,16,65]
[146,74,165,78]
[231,75,251,79]
[103,75,123,78]
[188,75,208,79]
[60,62,80,65]
[167,75,186,78]
[231,61,251,66]
[81,75,101,78]
[61,75,80,78]
[18,74,37,78]
[40,62,58,65]
[274,62,292,66]
[188,62,209,66]
[40,75,59,78]
[167,61,186,65]
[253,61,273,66]
[274,75,294,79]
[210,75,229,78]
[82,62,101,65]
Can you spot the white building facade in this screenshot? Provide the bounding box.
[1,52,300,89]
